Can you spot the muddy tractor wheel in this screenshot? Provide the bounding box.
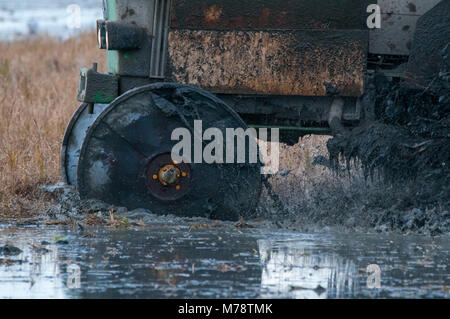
[61,102,109,186]
[75,83,262,221]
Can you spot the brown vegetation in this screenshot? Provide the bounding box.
[0,33,105,219]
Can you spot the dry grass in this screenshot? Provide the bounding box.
[0,32,105,218]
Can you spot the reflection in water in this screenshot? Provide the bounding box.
[259,240,358,299]
[0,245,66,298]
[0,224,448,298]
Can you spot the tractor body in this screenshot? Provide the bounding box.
[64,0,447,219]
[78,0,443,133]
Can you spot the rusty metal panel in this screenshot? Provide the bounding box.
[170,0,368,30]
[167,30,367,97]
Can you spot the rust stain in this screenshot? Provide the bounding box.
[203,5,223,26]
[230,15,246,28]
[276,11,288,27]
[168,30,366,97]
[171,0,363,30]
[257,8,271,27]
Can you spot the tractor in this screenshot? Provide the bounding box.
[61,0,449,220]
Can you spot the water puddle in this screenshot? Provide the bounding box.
[0,224,448,298]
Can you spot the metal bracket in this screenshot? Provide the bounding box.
[77,63,119,106]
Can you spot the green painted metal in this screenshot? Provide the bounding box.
[105,0,119,75]
[102,0,157,80]
[77,66,118,104]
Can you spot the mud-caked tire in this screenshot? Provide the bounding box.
[77,83,262,221]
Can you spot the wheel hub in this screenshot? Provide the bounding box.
[146,153,191,201]
[158,165,180,186]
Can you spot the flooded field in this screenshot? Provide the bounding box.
[0,223,448,299]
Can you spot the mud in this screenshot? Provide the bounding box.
[0,244,22,256]
[40,132,449,237]
[39,183,272,231]
[316,44,450,235]
[167,29,366,96]
[406,0,450,87]
[38,43,449,235]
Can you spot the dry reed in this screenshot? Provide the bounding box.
[0,32,105,218]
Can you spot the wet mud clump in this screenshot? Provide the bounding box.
[258,43,449,235]
[38,183,272,232]
[324,50,449,234]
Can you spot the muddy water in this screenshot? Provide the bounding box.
[0,223,448,299]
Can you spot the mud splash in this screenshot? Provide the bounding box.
[39,183,272,231]
[256,138,449,236]
[252,43,449,235]
[38,47,449,235]
[40,130,449,237]
[318,46,449,235]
